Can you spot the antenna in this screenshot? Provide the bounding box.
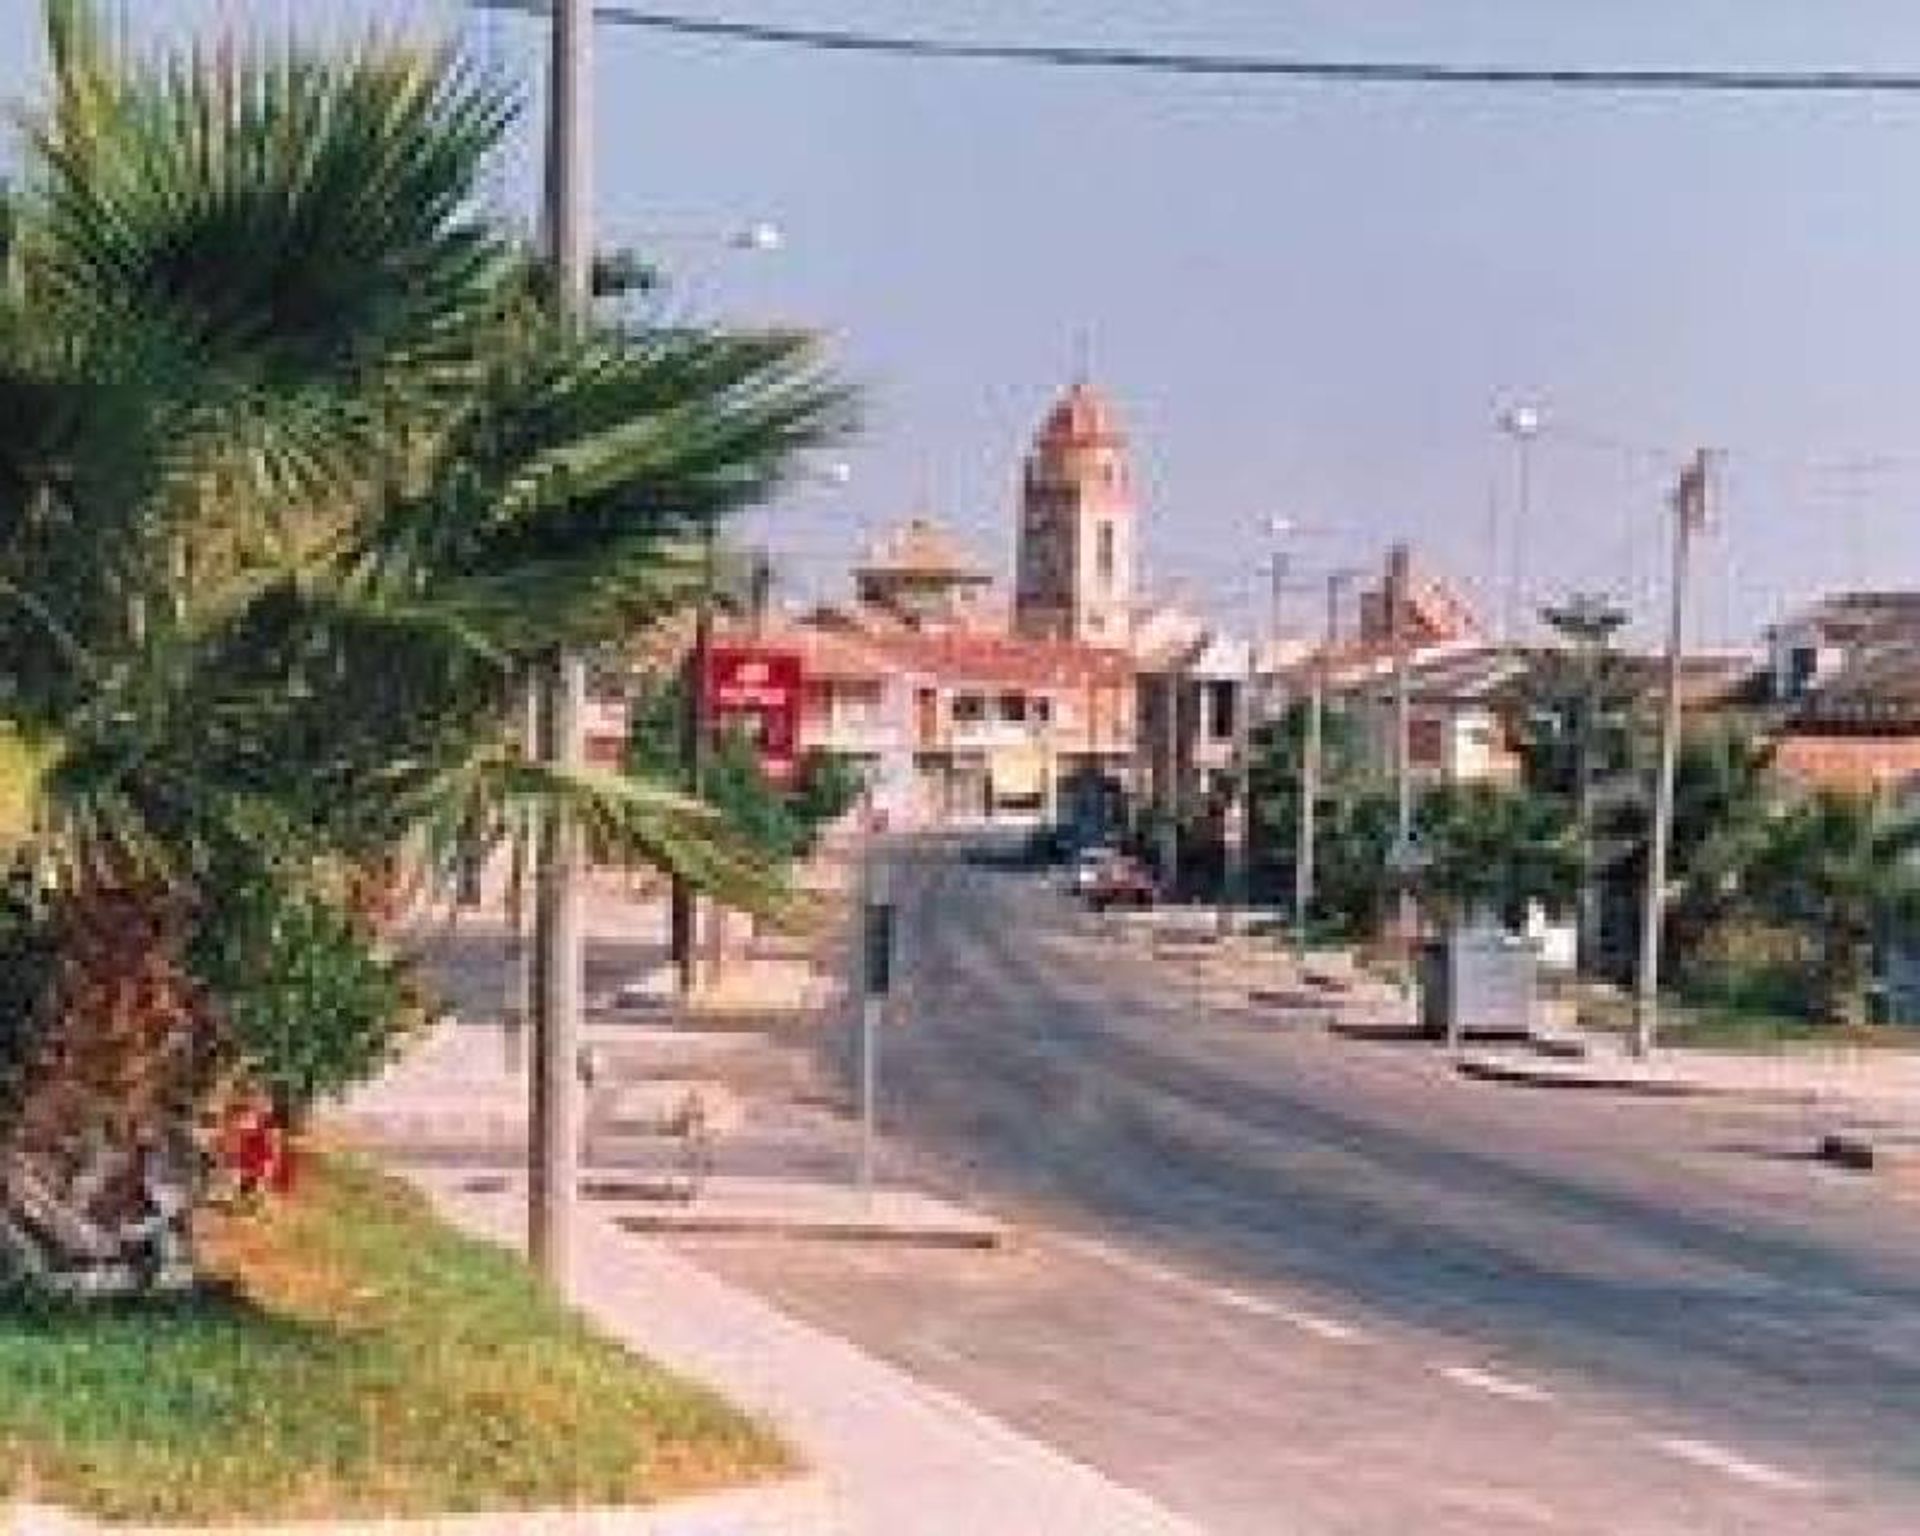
[1072,326,1093,383]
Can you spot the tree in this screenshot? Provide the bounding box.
[625,678,859,859]
[1665,725,1778,958]
[1244,706,1382,925]
[1507,593,1637,969]
[1603,724,1778,985]
[1413,781,1579,932]
[0,2,848,1295]
[789,749,866,847]
[1746,790,1920,1026]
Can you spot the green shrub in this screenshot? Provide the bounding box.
[1679,919,1817,1019]
[193,874,420,1119]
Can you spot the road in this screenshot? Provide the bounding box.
[673,834,1920,1534]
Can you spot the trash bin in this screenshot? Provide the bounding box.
[1421,921,1538,1041]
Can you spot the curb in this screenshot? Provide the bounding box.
[611,1208,1006,1250]
[1453,1056,1818,1104]
[9,1477,835,1535]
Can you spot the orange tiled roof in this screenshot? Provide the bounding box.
[858,628,1135,689]
[1036,380,1124,450]
[1775,734,1920,796]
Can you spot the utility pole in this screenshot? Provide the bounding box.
[1634,450,1710,1057]
[1388,545,1417,947]
[1297,569,1357,945]
[858,856,894,1199]
[530,0,593,1297]
[673,519,717,997]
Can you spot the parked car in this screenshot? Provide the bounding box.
[1067,845,1120,896]
[1086,855,1156,911]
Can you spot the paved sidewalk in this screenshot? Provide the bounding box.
[411,1170,1202,1536]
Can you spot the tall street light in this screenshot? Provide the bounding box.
[1497,403,1543,643]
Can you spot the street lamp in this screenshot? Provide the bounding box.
[732,219,785,253]
[1497,403,1544,643]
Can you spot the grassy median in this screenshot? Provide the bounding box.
[0,1156,790,1525]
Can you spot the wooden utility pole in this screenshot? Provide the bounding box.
[1634,450,1711,1057]
[530,0,593,1297]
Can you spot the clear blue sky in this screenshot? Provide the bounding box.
[9,1,1920,644]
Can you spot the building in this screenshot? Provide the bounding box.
[1014,381,1136,647]
[852,517,994,631]
[1766,591,1920,703]
[1136,628,1259,815]
[1772,640,1920,794]
[800,520,1140,825]
[1358,544,1487,649]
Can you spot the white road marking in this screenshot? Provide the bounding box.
[1208,1286,1361,1341]
[1053,1235,1365,1343]
[1435,1364,1554,1403]
[1650,1437,1820,1494]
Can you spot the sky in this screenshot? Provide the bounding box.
[9,1,1920,646]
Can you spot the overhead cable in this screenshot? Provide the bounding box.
[471,2,1920,97]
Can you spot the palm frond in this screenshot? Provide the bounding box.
[412,748,811,929]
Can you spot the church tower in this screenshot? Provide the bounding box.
[1014,380,1135,647]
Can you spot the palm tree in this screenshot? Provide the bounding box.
[1507,593,1637,970]
[0,2,848,1295]
[1602,725,1778,983]
[1748,790,1920,1026]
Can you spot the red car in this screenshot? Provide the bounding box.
[1086,856,1156,910]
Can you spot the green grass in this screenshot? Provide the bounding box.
[1656,1007,1914,1054]
[0,1156,790,1524]
[1565,982,1917,1054]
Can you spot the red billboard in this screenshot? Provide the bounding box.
[704,644,804,785]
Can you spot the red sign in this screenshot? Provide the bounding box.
[704,645,804,784]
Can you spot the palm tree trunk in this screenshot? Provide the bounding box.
[0,884,212,1298]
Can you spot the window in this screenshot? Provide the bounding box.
[1096,521,1116,590]
[951,692,986,724]
[1207,680,1236,742]
[998,692,1028,723]
[1789,646,1819,697]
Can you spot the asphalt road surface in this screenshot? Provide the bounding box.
[674,834,1920,1534]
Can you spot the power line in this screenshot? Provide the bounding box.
[470,3,1920,97]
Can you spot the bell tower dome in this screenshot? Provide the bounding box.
[1014,380,1135,646]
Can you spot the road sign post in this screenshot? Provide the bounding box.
[859,859,894,1198]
